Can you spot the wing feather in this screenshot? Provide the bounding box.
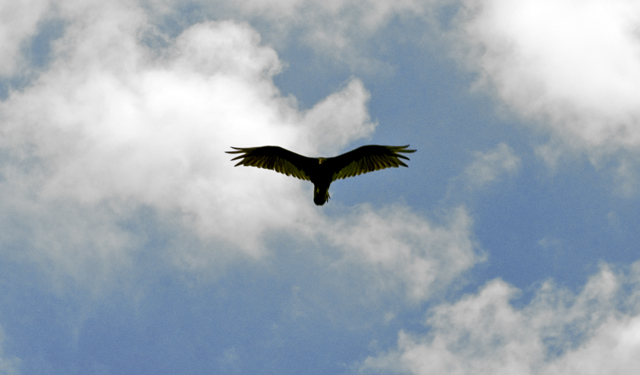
[328,145,416,181]
[226,146,315,181]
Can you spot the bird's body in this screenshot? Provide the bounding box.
[226,145,416,205]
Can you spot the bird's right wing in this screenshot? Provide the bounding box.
[226,146,315,181]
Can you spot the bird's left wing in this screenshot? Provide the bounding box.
[226,146,314,181]
[328,145,416,181]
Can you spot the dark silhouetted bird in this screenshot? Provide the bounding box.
[226,145,416,205]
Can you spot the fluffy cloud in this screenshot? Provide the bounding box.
[464,143,520,187]
[321,205,479,302]
[0,0,380,279]
[300,79,375,154]
[0,0,50,76]
[364,263,640,375]
[448,143,520,197]
[455,0,640,155]
[151,0,435,69]
[0,1,475,304]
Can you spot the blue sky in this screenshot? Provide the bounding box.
[1,0,640,374]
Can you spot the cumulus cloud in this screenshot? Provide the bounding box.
[0,0,50,76]
[0,0,382,280]
[364,263,640,375]
[1,0,468,304]
[445,143,520,202]
[460,143,520,189]
[151,0,436,70]
[455,0,640,155]
[1,0,437,79]
[321,205,479,302]
[0,184,138,289]
[300,79,375,155]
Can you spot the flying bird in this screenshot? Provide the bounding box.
[226,144,416,205]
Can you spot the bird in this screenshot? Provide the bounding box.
[226,144,416,205]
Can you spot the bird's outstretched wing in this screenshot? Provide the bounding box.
[226,146,315,181]
[328,145,416,181]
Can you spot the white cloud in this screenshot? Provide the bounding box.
[364,263,640,375]
[153,0,435,70]
[456,0,640,155]
[0,0,50,76]
[0,0,380,280]
[321,205,480,302]
[202,0,429,33]
[459,143,520,189]
[445,143,521,202]
[1,1,464,302]
[0,187,138,291]
[300,79,376,155]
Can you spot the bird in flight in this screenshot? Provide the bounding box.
[226,144,416,205]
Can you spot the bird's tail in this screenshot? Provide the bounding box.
[314,186,330,206]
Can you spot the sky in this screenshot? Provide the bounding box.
[0,0,640,374]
